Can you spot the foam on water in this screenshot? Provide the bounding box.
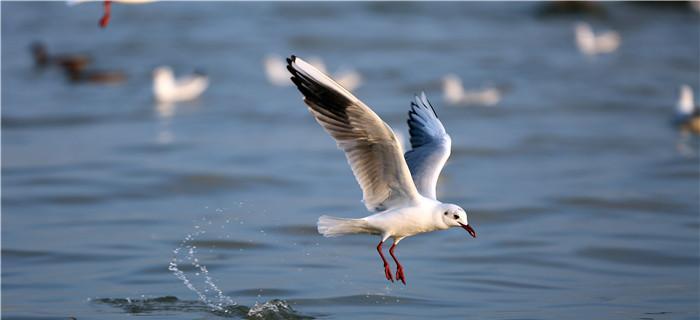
[247,299,313,320]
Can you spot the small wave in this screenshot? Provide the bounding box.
[230,288,298,297]
[186,239,271,250]
[2,248,130,264]
[2,115,101,129]
[4,172,296,207]
[269,225,319,237]
[290,294,433,307]
[118,142,193,155]
[552,196,688,214]
[577,246,698,267]
[95,296,313,319]
[94,296,247,316]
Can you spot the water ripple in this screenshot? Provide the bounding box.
[577,247,698,267]
[3,248,131,264]
[290,294,437,307]
[552,196,688,214]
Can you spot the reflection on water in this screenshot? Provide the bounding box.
[2,2,699,320]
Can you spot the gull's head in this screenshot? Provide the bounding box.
[153,66,174,81]
[439,203,476,238]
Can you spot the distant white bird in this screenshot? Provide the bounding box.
[153,66,209,103]
[442,74,501,106]
[264,54,362,91]
[675,84,700,134]
[575,22,621,56]
[287,55,476,285]
[331,67,363,93]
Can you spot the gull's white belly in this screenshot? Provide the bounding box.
[364,206,442,238]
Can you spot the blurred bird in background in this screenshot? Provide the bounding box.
[264,54,362,91]
[31,42,125,84]
[442,74,501,107]
[31,42,91,70]
[574,22,621,56]
[674,84,699,134]
[153,66,209,103]
[62,63,126,84]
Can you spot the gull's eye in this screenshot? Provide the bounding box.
[453,214,459,219]
[444,211,449,216]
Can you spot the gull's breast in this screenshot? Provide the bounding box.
[367,206,440,238]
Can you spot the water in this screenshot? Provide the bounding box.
[2,2,699,319]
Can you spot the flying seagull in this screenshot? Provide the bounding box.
[287,55,476,285]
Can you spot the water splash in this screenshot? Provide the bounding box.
[246,299,313,319]
[166,206,313,319]
[168,208,238,313]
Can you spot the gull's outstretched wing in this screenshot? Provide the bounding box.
[287,55,421,212]
[404,93,451,200]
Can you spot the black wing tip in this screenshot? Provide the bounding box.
[422,93,440,119]
[286,55,301,86]
[409,92,439,119]
[285,55,296,72]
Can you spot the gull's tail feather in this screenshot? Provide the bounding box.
[317,215,371,237]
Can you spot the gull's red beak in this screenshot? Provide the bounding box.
[459,222,477,238]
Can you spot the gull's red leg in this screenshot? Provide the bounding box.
[389,242,405,285]
[376,241,393,282]
[99,0,111,28]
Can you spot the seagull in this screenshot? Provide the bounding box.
[153,66,209,103]
[264,54,300,86]
[674,84,700,134]
[574,22,620,56]
[287,55,476,285]
[265,54,362,91]
[442,74,501,107]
